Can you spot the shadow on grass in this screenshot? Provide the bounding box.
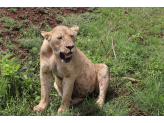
[105,86,119,103]
[68,87,119,116]
[33,85,120,116]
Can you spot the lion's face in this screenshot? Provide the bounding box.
[41,25,79,63]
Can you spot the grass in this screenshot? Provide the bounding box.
[0,7,164,116]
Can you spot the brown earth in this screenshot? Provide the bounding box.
[128,103,150,116]
[0,7,89,58]
[0,7,148,116]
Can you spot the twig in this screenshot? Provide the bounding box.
[107,49,112,55]
[83,106,91,115]
[104,49,112,58]
[57,14,67,23]
[103,26,114,58]
[101,40,107,58]
[121,77,140,83]
[111,37,116,58]
[127,36,133,42]
[110,77,115,81]
[100,25,116,41]
[30,102,32,116]
[83,107,99,116]
[100,25,116,58]
[110,77,140,83]
[106,27,112,43]
[83,99,91,115]
[127,35,144,42]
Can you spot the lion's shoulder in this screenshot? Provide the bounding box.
[40,40,53,59]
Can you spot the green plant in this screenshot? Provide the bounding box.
[19,24,41,38]
[19,14,28,19]
[29,47,38,55]
[37,7,46,14]
[0,17,22,30]
[4,29,12,34]
[0,30,2,36]
[5,45,17,51]
[33,17,38,21]
[0,54,21,106]
[17,37,42,51]
[55,15,62,22]
[0,54,39,110]
[7,7,18,13]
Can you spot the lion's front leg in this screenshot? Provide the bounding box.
[33,69,53,113]
[58,76,75,114]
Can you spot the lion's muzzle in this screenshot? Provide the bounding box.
[60,51,73,63]
[59,45,74,63]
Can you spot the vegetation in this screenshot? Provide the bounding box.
[0,7,164,116]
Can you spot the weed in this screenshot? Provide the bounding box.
[19,14,28,19]
[5,45,17,51]
[55,15,62,22]
[0,17,23,30]
[0,38,3,45]
[19,24,41,38]
[0,30,2,36]
[4,29,11,34]
[7,7,18,13]
[49,12,53,17]
[37,7,46,14]
[33,17,38,21]
[1,11,8,17]
[0,55,27,104]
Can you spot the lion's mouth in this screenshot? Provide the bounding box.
[60,51,73,63]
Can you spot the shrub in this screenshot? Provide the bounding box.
[0,54,36,108]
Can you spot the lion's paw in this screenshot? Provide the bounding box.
[95,99,104,107]
[33,105,46,113]
[57,105,69,115]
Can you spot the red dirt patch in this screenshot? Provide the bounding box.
[128,103,150,116]
[0,7,88,31]
[0,7,89,59]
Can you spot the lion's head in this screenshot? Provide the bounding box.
[41,25,79,63]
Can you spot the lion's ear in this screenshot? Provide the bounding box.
[70,25,79,36]
[41,31,51,41]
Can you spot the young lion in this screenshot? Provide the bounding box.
[33,25,110,114]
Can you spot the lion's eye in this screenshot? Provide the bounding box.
[58,37,62,40]
[70,35,74,38]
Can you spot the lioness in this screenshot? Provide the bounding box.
[33,25,110,114]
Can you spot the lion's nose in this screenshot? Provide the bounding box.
[66,45,74,50]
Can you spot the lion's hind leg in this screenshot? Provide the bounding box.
[71,98,84,106]
[94,64,110,106]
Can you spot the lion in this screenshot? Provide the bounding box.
[33,25,110,114]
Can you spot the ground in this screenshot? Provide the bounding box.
[0,7,88,58]
[0,7,152,116]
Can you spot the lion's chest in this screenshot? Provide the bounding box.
[53,66,63,78]
[53,62,73,79]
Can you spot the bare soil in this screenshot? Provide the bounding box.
[0,7,89,58]
[128,103,150,116]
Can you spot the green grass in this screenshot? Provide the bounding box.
[0,7,164,116]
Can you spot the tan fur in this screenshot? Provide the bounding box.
[33,25,110,114]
